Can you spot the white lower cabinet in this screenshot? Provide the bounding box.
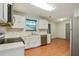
[24,37,31,49]
[30,36,40,48]
[38,19,48,29]
[0,42,24,56]
[23,35,40,49]
[47,34,51,44]
[23,34,51,49]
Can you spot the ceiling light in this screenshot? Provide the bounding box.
[58,18,67,21]
[30,3,56,11]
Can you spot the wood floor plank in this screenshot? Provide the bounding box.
[25,39,70,56]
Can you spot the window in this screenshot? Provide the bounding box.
[26,19,37,31]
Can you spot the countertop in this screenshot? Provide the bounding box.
[0,37,25,51]
[0,42,24,51]
[0,34,50,51]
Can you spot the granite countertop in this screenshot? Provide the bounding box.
[0,42,24,51]
[0,37,25,51]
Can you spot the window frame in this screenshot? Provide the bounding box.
[25,19,37,31]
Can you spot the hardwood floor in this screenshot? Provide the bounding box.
[24,39,70,56]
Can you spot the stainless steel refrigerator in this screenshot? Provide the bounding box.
[71,16,79,56]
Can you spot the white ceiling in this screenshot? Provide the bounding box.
[13,3,79,22]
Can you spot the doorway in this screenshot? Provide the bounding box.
[66,23,70,41]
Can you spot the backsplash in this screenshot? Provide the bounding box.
[0,26,47,38]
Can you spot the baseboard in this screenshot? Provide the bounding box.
[52,37,66,40]
[25,43,51,50]
[25,46,40,50]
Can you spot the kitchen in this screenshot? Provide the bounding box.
[0,3,51,56]
[0,3,79,56]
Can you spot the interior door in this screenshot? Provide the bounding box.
[47,24,51,34]
[66,23,70,41]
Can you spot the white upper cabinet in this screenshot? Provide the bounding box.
[12,15,25,28]
[4,3,13,23]
[38,19,48,29]
[0,3,13,23]
[0,3,4,20]
[3,3,8,22]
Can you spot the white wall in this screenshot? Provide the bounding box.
[48,20,71,39]
[49,21,57,39]
[74,8,79,17]
[56,20,70,39]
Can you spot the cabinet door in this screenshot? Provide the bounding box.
[24,37,30,49]
[38,19,48,29]
[0,3,3,20]
[3,3,13,23]
[47,34,51,44]
[29,36,40,48]
[3,3,8,22]
[0,3,13,23]
[12,15,25,28]
[29,37,35,48]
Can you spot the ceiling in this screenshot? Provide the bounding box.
[13,3,79,22]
